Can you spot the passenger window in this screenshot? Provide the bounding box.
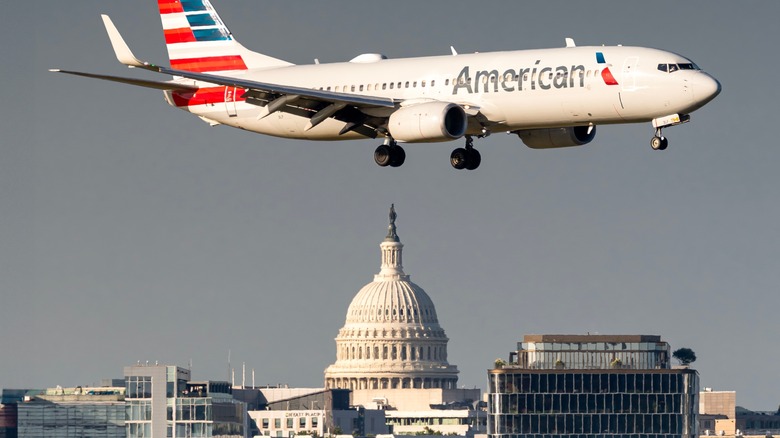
[445,79,449,86]
[382,83,387,90]
[389,83,394,89]
[405,81,410,88]
[397,82,402,88]
[327,86,331,91]
[431,80,435,87]
[335,85,340,92]
[360,85,364,91]
[421,80,426,87]
[413,81,417,87]
[351,85,356,92]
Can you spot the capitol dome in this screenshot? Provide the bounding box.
[324,206,459,391]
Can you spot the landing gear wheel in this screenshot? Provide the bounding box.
[651,136,668,151]
[465,148,481,170]
[389,145,406,167]
[374,145,392,167]
[450,148,468,170]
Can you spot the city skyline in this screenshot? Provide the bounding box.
[2,1,779,411]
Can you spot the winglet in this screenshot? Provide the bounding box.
[101,15,146,68]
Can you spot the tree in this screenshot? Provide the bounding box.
[673,348,697,366]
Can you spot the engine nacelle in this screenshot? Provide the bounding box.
[388,102,467,143]
[517,126,596,149]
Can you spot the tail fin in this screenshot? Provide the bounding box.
[157,0,292,72]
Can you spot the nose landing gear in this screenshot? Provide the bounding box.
[650,113,691,151]
[450,136,481,170]
[651,130,669,151]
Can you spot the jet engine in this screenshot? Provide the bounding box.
[388,102,467,143]
[517,126,596,149]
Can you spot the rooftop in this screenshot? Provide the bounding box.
[523,334,662,343]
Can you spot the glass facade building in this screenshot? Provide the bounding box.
[15,387,125,438]
[488,335,699,438]
[124,365,246,438]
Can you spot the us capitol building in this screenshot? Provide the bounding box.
[324,205,484,434]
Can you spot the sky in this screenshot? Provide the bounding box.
[2,1,779,411]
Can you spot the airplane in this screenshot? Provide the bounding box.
[52,0,721,170]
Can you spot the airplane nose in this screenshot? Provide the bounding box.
[694,73,721,104]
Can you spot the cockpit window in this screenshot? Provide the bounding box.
[658,63,701,73]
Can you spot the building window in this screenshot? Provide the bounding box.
[287,418,294,429]
[274,418,281,428]
[299,417,306,428]
[126,376,152,399]
[262,418,269,429]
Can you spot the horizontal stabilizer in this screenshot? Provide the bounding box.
[50,69,198,91]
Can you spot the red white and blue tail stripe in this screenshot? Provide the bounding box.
[158,0,291,72]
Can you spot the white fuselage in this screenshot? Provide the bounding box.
[167,45,720,141]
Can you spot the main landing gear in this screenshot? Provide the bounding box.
[374,140,406,167]
[450,136,481,170]
[373,135,482,170]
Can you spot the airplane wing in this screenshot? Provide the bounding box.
[158,65,399,137]
[54,15,479,139]
[50,69,198,91]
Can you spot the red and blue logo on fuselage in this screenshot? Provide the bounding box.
[596,52,619,86]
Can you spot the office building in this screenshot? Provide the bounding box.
[124,364,246,437]
[16,386,124,438]
[699,388,780,436]
[488,334,699,438]
[236,387,388,437]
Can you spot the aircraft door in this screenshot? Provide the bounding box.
[621,57,638,91]
[224,86,238,117]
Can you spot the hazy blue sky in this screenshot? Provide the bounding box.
[2,1,778,410]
